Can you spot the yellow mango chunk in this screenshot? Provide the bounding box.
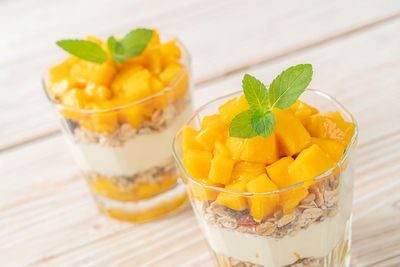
[182,150,212,179]
[48,79,70,98]
[266,156,294,189]
[290,100,319,114]
[246,174,279,221]
[122,68,152,101]
[274,109,311,156]
[280,186,308,214]
[219,95,249,124]
[61,88,86,109]
[190,178,223,201]
[231,161,266,182]
[209,154,235,185]
[161,39,182,63]
[307,112,355,147]
[145,46,163,74]
[266,156,308,214]
[216,180,247,211]
[159,63,183,86]
[196,118,226,150]
[213,141,231,157]
[84,83,112,101]
[225,136,246,161]
[111,64,144,94]
[240,134,279,164]
[81,101,119,133]
[169,70,189,101]
[201,114,220,130]
[288,144,336,185]
[48,60,71,84]
[311,137,345,163]
[118,104,144,128]
[69,60,116,86]
[182,125,204,152]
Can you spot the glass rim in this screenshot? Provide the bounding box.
[172,88,359,196]
[42,35,191,114]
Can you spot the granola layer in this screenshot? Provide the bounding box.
[197,172,340,239]
[67,95,191,147]
[216,254,322,267]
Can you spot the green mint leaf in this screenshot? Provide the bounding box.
[107,36,126,65]
[56,40,108,63]
[242,74,269,112]
[251,109,276,139]
[269,64,313,109]
[122,28,153,58]
[229,110,258,139]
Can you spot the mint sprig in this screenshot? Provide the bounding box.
[108,28,153,64]
[56,40,108,63]
[229,64,313,139]
[56,28,153,65]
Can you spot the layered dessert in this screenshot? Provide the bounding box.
[174,65,357,266]
[44,29,191,222]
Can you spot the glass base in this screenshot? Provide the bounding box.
[213,217,351,267]
[92,181,187,223]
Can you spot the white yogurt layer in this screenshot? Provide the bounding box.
[70,107,192,176]
[201,167,353,267]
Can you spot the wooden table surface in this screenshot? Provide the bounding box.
[1,0,400,266]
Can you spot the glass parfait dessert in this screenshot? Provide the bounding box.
[44,28,192,222]
[173,65,357,267]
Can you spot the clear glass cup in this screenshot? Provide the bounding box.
[173,89,358,267]
[44,37,192,223]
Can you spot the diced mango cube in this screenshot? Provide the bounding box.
[213,141,231,157]
[216,180,247,211]
[48,60,71,84]
[280,186,308,214]
[231,161,266,181]
[307,112,355,147]
[190,178,223,201]
[48,79,70,98]
[274,109,311,156]
[196,118,226,150]
[240,134,279,164]
[182,150,212,179]
[209,154,235,185]
[182,125,204,152]
[169,70,189,101]
[85,83,112,101]
[111,64,144,94]
[145,46,163,74]
[288,144,336,185]
[161,39,181,62]
[218,95,249,124]
[69,60,116,86]
[290,100,319,114]
[118,104,144,128]
[159,63,183,86]
[311,137,345,163]
[266,156,294,189]
[122,69,152,101]
[266,156,308,214]
[246,174,279,221]
[225,136,246,161]
[201,114,219,130]
[61,88,86,109]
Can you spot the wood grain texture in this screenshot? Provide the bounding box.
[1,1,400,266]
[1,0,399,150]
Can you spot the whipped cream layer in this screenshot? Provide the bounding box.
[202,167,353,267]
[70,107,192,176]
